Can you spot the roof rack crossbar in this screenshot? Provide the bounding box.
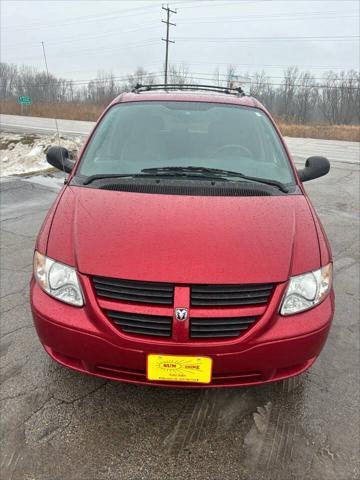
[131,83,245,97]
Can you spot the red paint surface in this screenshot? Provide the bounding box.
[46,187,321,283]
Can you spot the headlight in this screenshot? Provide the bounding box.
[280,263,332,316]
[33,251,84,307]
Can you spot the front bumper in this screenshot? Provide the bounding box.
[30,279,334,388]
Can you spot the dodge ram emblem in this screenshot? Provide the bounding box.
[175,308,188,321]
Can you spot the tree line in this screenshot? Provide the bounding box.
[1,62,359,125]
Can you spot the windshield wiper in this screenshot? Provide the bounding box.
[81,172,194,185]
[82,167,289,192]
[82,169,228,185]
[141,166,289,193]
[82,173,138,185]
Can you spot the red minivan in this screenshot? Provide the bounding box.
[31,84,334,387]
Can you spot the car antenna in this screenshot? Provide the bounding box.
[41,41,66,181]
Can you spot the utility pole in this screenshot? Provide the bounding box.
[41,41,50,102]
[41,41,63,175]
[162,4,177,86]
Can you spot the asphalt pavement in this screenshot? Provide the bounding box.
[0,114,93,137]
[0,136,359,479]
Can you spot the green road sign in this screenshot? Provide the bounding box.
[17,96,32,105]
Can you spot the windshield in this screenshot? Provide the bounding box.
[77,101,295,185]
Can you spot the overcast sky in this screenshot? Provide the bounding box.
[1,0,359,83]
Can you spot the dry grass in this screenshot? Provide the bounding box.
[278,122,360,142]
[0,100,104,122]
[1,100,359,142]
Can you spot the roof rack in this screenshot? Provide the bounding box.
[131,83,246,97]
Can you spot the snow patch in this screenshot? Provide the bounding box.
[0,133,85,177]
[26,145,44,157]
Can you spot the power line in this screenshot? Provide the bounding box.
[172,61,359,70]
[179,10,358,23]
[3,39,161,63]
[4,0,254,32]
[2,58,359,88]
[175,35,359,42]
[2,23,162,50]
[3,71,359,90]
[2,72,164,88]
[187,71,360,82]
[187,76,360,90]
[4,4,160,31]
[2,1,251,32]
[58,63,166,77]
[5,7,357,48]
[4,8,357,46]
[178,1,266,10]
[7,67,359,88]
[49,62,166,78]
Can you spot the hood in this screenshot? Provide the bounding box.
[47,186,320,284]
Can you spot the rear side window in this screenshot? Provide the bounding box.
[78,101,294,185]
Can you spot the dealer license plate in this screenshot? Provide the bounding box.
[147,354,212,384]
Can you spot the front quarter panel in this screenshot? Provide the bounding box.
[35,185,67,255]
[304,194,332,266]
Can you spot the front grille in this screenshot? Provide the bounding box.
[107,310,172,337]
[93,276,174,305]
[191,283,274,306]
[95,278,272,340]
[190,316,258,338]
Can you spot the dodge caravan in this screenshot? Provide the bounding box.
[30,84,334,387]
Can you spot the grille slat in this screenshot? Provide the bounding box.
[121,327,170,337]
[96,290,172,304]
[192,284,273,293]
[190,316,258,339]
[115,321,170,332]
[94,277,172,292]
[191,283,273,306]
[191,318,255,327]
[107,311,170,324]
[192,292,271,300]
[191,331,247,338]
[191,297,269,306]
[95,285,173,298]
[93,276,174,305]
[107,310,172,337]
[192,325,250,332]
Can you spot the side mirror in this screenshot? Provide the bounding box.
[297,156,330,182]
[46,146,75,174]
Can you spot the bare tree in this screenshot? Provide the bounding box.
[249,71,275,109]
[225,64,237,88]
[86,71,121,105]
[168,64,192,85]
[0,62,18,99]
[126,67,157,89]
[278,66,299,122]
[212,67,221,86]
[293,72,318,124]
[319,70,360,124]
